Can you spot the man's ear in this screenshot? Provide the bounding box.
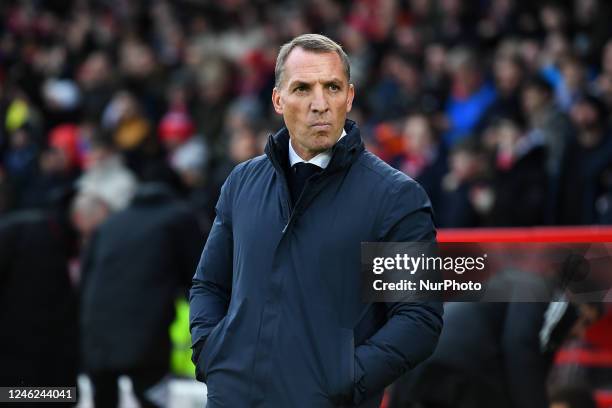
[346,83,355,113]
[272,87,283,115]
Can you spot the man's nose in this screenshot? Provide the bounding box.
[310,87,329,113]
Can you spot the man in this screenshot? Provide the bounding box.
[80,182,203,407]
[557,94,612,224]
[388,293,603,408]
[0,208,78,399]
[189,34,443,408]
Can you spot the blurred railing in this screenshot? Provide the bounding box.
[438,226,612,243]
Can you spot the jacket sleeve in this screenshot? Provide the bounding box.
[189,171,235,368]
[353,180,443,404]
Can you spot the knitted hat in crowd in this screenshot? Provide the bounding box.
[158,110,195,144]
[49,124,82,169]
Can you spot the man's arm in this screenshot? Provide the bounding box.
[353,181,443,403]
[189,174,235,375]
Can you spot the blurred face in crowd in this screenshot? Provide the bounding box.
[71,193,111,242]
[561,59,585,91]
[450,150,481,182]
[84,145,113,169]
[425,44,447,76]
[403,114,435,155]
[230,128,260,163]
[496,121,522,152]
[570,101,600,131]
[78,52,111,88]
[494,57,522,95]
[272,47,354,160]
[522,86,550,115]
[570,100,605,147]
[9,129,30,149]
[448,48,482,96]
[40,148,69,174]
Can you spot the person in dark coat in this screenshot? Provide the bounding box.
[0,209,79,393]
[392,113,448,214]
[436,137,490,228]
[388,258,606,408]
[557,95,612,225]
[189,34,443,408]
[485,119,548,226]
[80,182,203,407]
[388,300,601,408]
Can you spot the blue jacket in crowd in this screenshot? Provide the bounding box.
[190,120,443,407]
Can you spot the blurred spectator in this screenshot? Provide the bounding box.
[102,90,157,175]
[389,300,603,408]
[158,106,211,227]
[339,25,373,89]
[70,192,111,246]
[0,208,78,389]
[192,57,235,155]
[437,138,489,227]
[555,54,588,112]
[80,182,203,408]
[207,124,262,214]
[41,78,81,128]
[118,39,166,121]
[594,39,612,116]
[444,47,497,146]
[3,123,39,207]
[19,123,91,209]
[477,52,524,132]
[485,118,548,226]
[521,76,573,186]
[557,95,612,224]
[76,134,138,212]
[395,113,447,211]
[158,108,196,158]
[77,51,116,122]
[0,0,609,230]
[367,54,424,122]
[421,42,451,115]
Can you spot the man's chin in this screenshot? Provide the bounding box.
[310,136,336,151]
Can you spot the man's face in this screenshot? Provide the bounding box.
[272,47,354,160]
[522,87,548,114]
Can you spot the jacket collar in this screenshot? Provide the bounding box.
[265,119,364,176]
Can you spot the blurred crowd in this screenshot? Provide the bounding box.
[0,0,611,227]
[1,0,612,407]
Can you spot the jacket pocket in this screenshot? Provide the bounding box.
[328,327,355,405]
[197,316,227,382]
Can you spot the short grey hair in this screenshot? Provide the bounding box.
[275,33,350,87]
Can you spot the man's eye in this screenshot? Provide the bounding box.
[329,84,340,91]
[295,86,308,92]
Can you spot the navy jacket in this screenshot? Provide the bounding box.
[190,120,443,407]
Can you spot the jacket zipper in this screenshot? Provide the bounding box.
[282,176,320,233]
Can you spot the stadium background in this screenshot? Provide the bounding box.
[0,0,611,406]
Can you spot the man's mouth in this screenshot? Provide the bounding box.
[311,122,332,130]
